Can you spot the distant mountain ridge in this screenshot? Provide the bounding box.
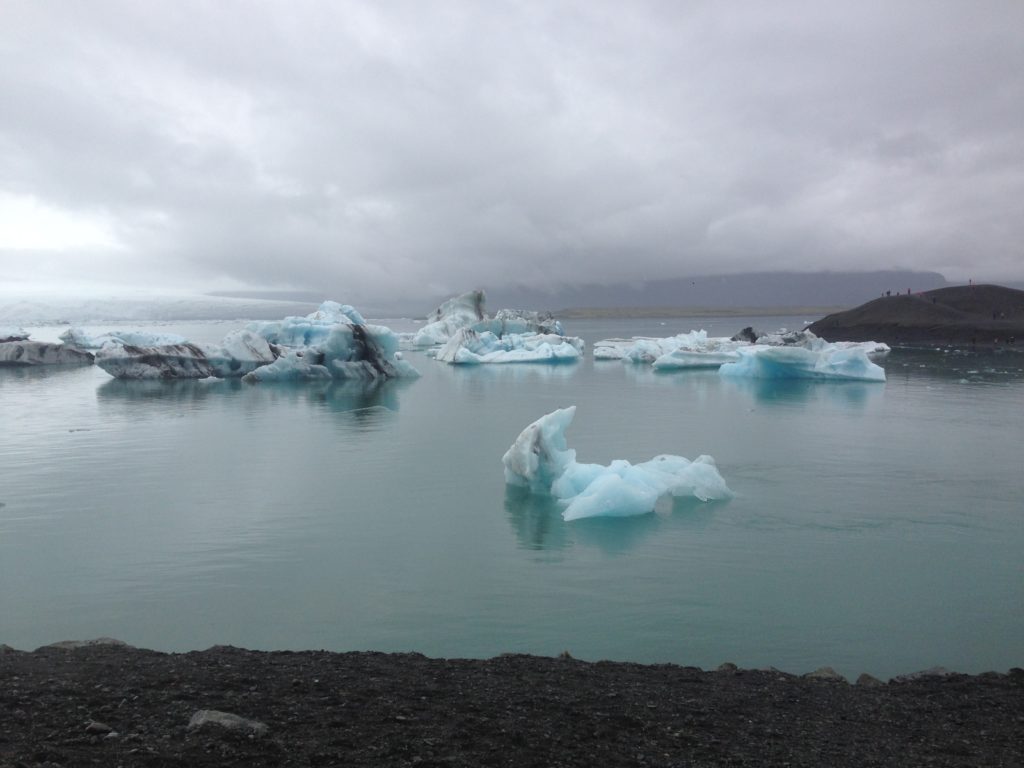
[485,271,951,314]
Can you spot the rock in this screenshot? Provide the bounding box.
[0,644,18,654]
[730,327,760,343]
[892,666,953,683]
[188,709,269,737]
[856,673,884,687]
[85,721,112,734]
[804,666,847,682]
[41,637,132,651]
[716,662,738,673]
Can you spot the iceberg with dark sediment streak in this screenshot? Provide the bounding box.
[0,327,29,343]
[408,290,566,348]
[503,406,731,521]
[95,301,419,381]
[0,340,94,366]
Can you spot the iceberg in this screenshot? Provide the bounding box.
[95,329,275,380]
[410,290,487,347]
[59,327,189,349]
[0,340,94,366]
[0,326,29,343]
[719,345,886,382]
[94,302,420,381]
[502,406,732,521]
[408,290,564,348]
[595,330,744,365]
[435,329,584,365]
[593,325,888,374]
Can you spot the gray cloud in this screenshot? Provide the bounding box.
[2,0,1022,308]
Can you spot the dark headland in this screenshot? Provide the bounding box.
[808,283,1024,347]
[2,641,1022,767]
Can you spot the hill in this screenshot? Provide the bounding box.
[808,284,1024,347]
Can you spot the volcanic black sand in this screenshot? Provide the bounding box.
[808,284,1024,347]
[2,641,1021,767]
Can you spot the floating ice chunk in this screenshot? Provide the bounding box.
[719,345,886,381]
[0,341,94,366]
[409,291,566,348]
[59,328,188,349]
[652,349,742,370]
[502,406,731,521]
[411,290,487,347]
[595,330,745,365]
[95,342,219,379]
[436,329,583,365]
[0,326,29,343]
[95,302,419,381]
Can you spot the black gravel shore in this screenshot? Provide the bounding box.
[2,641,1022,767]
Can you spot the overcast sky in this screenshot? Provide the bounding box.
[2,0,1022,308]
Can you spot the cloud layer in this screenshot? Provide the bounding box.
[2,0,1022,308]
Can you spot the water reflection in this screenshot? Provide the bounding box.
[504,486,570,552]
[721,376,883,408]
[97,377,409,416]
[504,486,718,555]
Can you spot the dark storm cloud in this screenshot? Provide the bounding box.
[2,0,1022,306]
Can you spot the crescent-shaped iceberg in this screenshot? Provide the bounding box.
[502,406,732,521]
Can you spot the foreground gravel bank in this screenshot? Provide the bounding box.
[2,641,1021,767]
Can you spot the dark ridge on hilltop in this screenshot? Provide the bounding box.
[2,642,1022,767]
[808,284,1024,347]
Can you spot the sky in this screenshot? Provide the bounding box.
[1,0,1022,309]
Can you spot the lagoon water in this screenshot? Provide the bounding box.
[2,316,1022,679]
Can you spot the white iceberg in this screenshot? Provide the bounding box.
[96,329,275,380]
[0,340,94,366]
[502,406,732,521]
[95,301,420,381]
[59,327,189,349]
[719,345,886,382]
[243,323,419,382]
[408,290,564,348]
[435,329,584,365]
[595,330,745,365]
[410,290,487,347]
[0,326,29,343]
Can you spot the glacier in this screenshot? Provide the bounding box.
[435,329,584,365]
[408,290,565,348]
[95,302,420,381]
[502,406,732,521]
[0,340,95,366]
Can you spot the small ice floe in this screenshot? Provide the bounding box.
[502,406,731,521]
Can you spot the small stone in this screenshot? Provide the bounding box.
[892,666,953,683]
[856,673,884,687]
[42,638,132,651]
[716,662,738,673]
[803,666,847,682]
[188,709,269,737]
[85,721,112,735]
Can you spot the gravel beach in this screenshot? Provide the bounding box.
[2,641,1021,767]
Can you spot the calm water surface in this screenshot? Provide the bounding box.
[2,316,1022,679]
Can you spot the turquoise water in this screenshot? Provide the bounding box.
[2,317,1022,679]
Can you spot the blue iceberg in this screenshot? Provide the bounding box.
[502,406,732,521]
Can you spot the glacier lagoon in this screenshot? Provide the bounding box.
[1,315,1023,680]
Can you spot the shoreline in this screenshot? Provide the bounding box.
[3,640,1021,766]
